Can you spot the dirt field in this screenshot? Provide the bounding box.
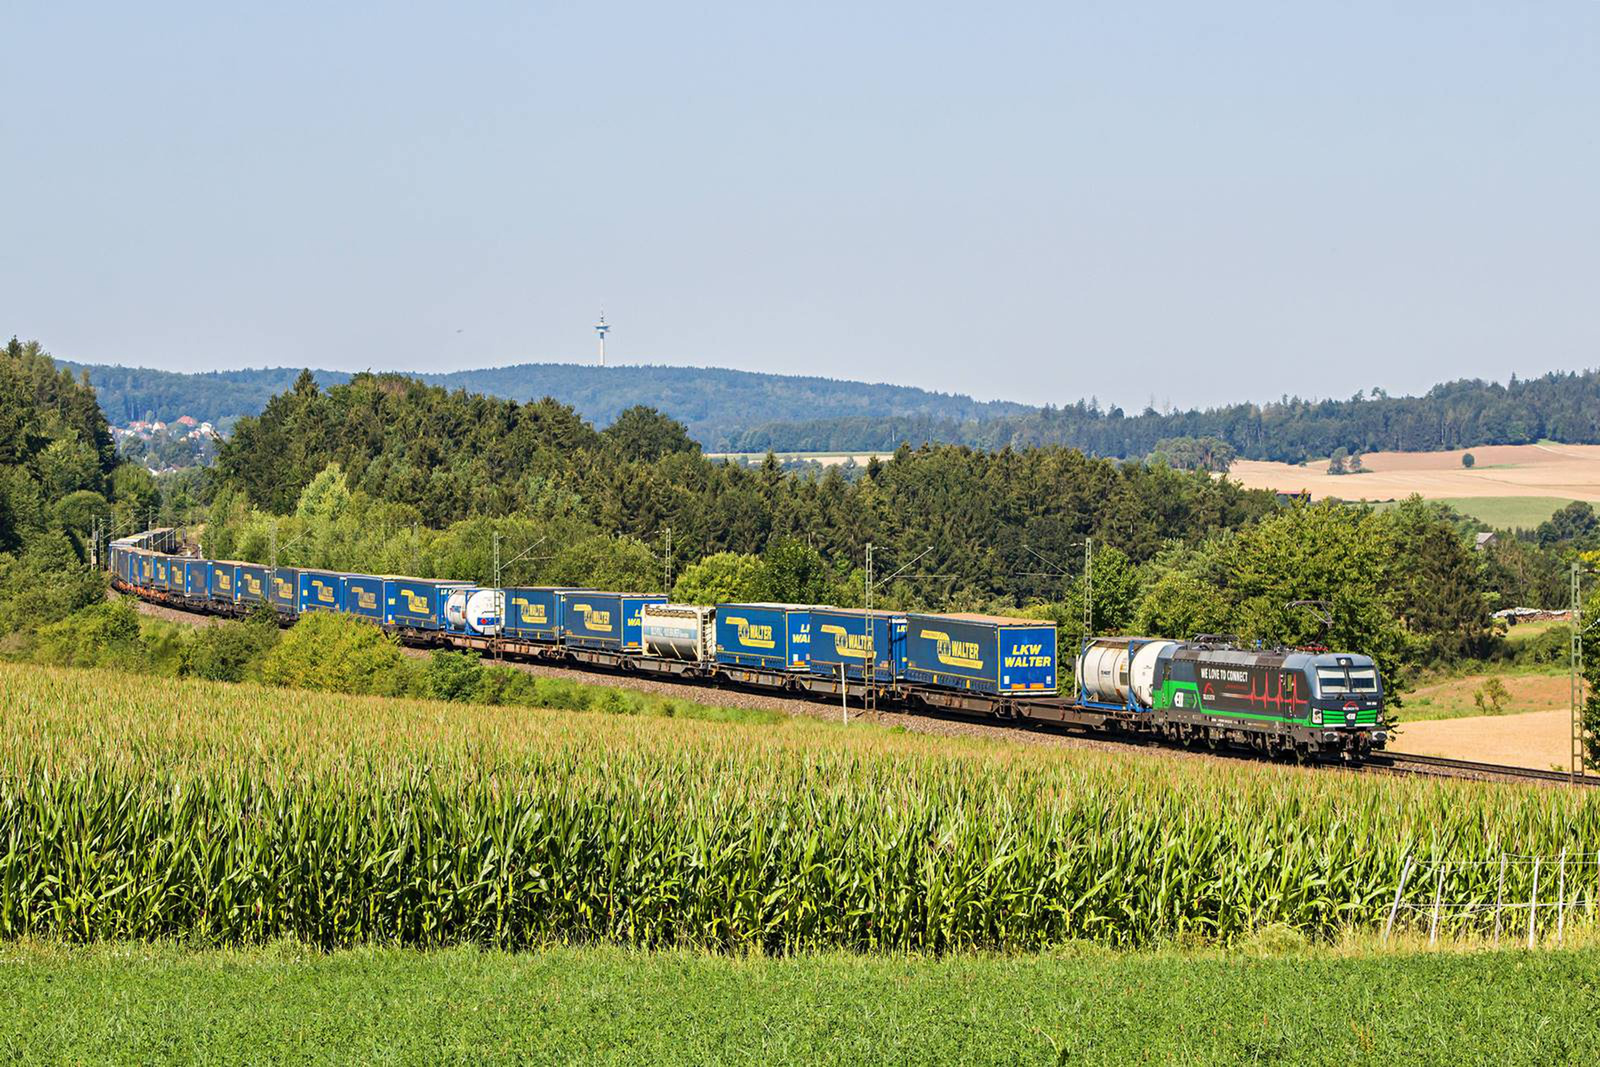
[1391,708,1577,771]
[1227,442,1600,505]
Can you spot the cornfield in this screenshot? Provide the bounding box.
[1,663,1597,951]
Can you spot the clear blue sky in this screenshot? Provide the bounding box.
[3,2,1596,410]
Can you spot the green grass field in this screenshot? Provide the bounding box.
[1436,496,1575,530]
[3,942,1598,1064]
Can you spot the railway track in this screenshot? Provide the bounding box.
[112,576,1597,789]
[1364,751,1600,788]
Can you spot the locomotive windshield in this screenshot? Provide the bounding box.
[1315,664,1380,697]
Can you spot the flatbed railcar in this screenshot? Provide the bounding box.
[105,533,1388,761]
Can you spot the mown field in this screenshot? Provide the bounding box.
[3,663,1599,952]
[4,941,1599,1064]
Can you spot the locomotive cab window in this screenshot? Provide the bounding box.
[1316,669,1350,695]
[1348,668,1378,693]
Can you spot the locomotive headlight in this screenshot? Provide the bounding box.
[1311,708,1324,726]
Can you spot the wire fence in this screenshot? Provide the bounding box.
[1383,850,1600,948]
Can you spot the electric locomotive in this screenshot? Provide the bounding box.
[1077,637,1386,758]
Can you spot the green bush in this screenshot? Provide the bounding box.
[422,650,486,702]
[33,600,147,671]
[183,616,282,683]
[258,612,414,696]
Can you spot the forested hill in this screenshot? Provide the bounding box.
[730,370,1600,461]
[58,357,1600,461]
[56,360,1026,446]
[55,363,355,428]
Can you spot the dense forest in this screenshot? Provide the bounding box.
[727,370,1600,461]
[0,339,160,639]
[10,338,1600,705]
[194,370,1600,698]
[59,360,1024,450]
[63,357,1600,464]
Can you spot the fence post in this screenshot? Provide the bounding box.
[1384,853,1413,944]
[1528,857,1541,950]
[1557,849,1568,946]
[1429,863,1444,946]
[1494,852,1506,947]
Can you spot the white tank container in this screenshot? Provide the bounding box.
[445,588,502,636]
[1077,637,1177,708]
[642,603,715,662]
[1077,639,1132,704]
[1128,639,1178,706]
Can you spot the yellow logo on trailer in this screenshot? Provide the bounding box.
[921,629,985,670]
[820,624,872,661]
[725,616,776,649]
[571,603,613,631]
[400,589,430,614]
[512,597,548,623]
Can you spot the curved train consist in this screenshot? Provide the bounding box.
[109,529,1388,760]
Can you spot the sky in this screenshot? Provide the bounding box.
[3,2,1597,411]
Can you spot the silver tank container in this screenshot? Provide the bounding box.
[642,603,715,662]
[1076,637,1178,707]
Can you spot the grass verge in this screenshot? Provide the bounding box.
[2,942,1598,1064]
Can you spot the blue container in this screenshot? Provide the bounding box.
[152,555,171,591]
[235,563,269,604]
[809,609,906,683]
[184,559,210,598]
[503,587,574,642]
[559,592,666,650]
[384,577,464,630]
[904,613,1058,696]
[714,603,812,671]
[136,553,155,587]
[206,560,239,602]
[341,574,385,621]
[270,568,300,613]
[298,570,344,613]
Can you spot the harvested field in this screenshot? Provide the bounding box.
[1392,708,1577,771]
[1227,442,1600,517]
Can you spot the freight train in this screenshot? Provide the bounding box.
[107,529,1388,760]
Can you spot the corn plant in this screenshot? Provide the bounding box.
[0,664,1597,951]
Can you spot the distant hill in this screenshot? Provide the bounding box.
[56,363,354,430]
[725,370,1600,462]
[57,360,1028,449]
[56,358,1600,463]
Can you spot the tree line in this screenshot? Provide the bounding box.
[725,370,1600,462]
[0,338,161,638]
[199,371,1600,697]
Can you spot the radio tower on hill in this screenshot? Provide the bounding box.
[594,309,610,367]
